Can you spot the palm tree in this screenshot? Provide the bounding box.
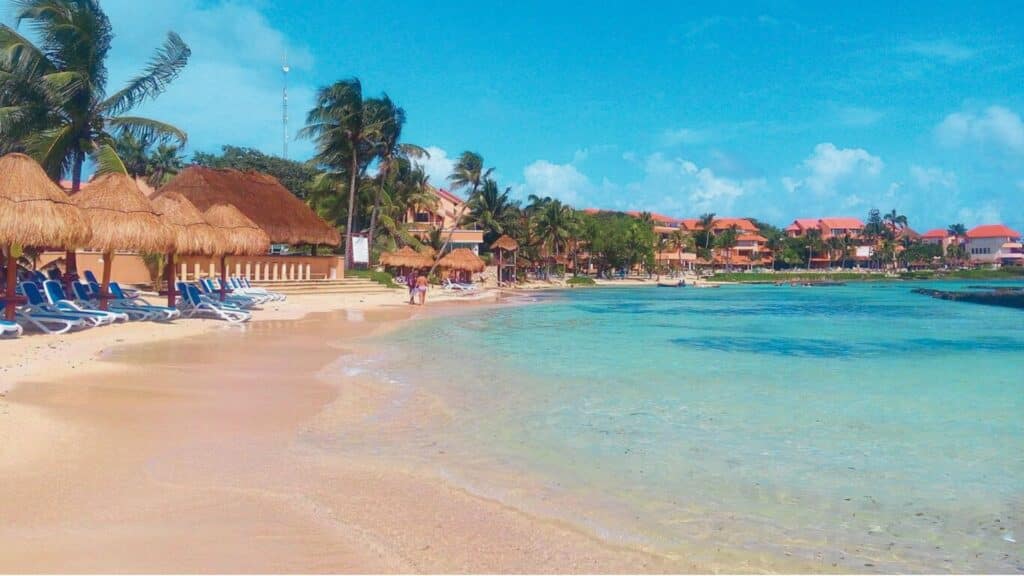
[805,228,824,269]
[114,132,150,178]
[699,212,717,252]
[0,0,191,189]
[533,200,576,260]
[715,225,739,271]
[364,95,426,263]
[884,209,908,239]
[463,178,520,248]
[425,151,493,276]
[300,78,387,267]
[146,143,183,186]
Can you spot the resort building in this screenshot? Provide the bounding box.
[921,228,959,252]
[965,224,1023,265]
[785,217,865,239]
[404,186,484,253]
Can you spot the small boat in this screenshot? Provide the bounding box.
[657,278,683,287]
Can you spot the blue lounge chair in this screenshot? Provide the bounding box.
[232,276,285,302]
[224,277,272,304]
[84,270,139,298]
[198,277,256,310]
[1,319,22,338]
[177,282,250,323]
[21,282,108,327]
[42,280,128,324]
[14,284,90,334]
[109,282,180,321]
[72,282,156,322]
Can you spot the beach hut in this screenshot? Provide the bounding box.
[72,173,172,310]
[0,153,92,320]
[438,248,485,282]
[490,235,519,286]
[152,191,225,307]
[158,167,340,247]
[203,204,271,300]
[381,246,433,270]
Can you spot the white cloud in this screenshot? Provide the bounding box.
[522,160,594,205]
[787,143,884,196]
[415,146,457,189]
[957,204,1002,226]
[935,106,1024,155]
[629,153,766,215]
[898,40,976,63]
[910,165,957,190]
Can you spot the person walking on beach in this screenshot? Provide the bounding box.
[406,270,417,304]
[416,273,428,305]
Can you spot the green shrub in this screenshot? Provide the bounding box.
[567,275,596,286]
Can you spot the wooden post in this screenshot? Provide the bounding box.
[4,247,18,321]
[220,255,228,301]
[63,248,78,297]
[99,251,113,311]
[166,252,176,308]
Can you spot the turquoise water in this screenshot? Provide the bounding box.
[354,283,1024,571]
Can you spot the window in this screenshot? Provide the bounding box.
[414,212,431,223]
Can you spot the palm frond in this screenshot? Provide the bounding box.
[100,32,190,116]
[107,115,186,144]
[89,142,127,176]
[23,123,74,179]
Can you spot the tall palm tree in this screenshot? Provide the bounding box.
[0,0,190,189]
[425,151,492,276]
[114,132,150,178]
[884,209,908,239]
[805,228,824,269]
[463,178,520,247]
[533,200,576,277]
[300,78,387,266]
[715,225,739,271]
[699,212,717,251]
[364,95,426,263]
[946,223,967,266]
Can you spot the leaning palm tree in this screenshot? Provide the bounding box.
[699,212,717,251]
[463,178,520,248]
[0,0,191,189]
[425,151,492,276]
[300,78,387,267]
[364,95,426,263]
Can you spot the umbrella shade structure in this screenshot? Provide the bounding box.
[381,246,433,269]
[438,248,486,273]
[152,191,226,306]
[159,167,340,246]
[203,204,271,301]
[490,235,519,252]
[72,173,172,310]
[0,153,92,320]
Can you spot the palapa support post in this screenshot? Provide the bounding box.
[63,249,79,297]
[4,246,20,321]
[165,252,176,308]
[99,251,113,311]
[220,254,228,301]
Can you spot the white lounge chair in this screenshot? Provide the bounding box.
[1,319,22,338]
[43,280,128,324]
[177,282,250,323]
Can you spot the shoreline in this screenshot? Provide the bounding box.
[0,287,684,573]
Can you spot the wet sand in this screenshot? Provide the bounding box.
[0,295,679,573]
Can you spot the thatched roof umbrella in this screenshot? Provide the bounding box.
[490,235,519,286]
[72,173,172,309]
[0,153,92,320]
[203,204,270,301]
[438,248,486,275]
[152,191,225,307]
[159,167,340,246]
[381,246,432,269]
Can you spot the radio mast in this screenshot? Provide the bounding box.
[282,55,290,159]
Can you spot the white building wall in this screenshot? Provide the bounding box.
[967,237,1009,263]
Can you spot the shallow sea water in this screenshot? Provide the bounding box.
[336,282,1024,572]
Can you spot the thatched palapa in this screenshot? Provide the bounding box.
[158,167,341,246]
[152,191,223,256]
[0,153,91,249]
[439,248,486,273]
[203,204,271,256]
[490,235,519,252]
[381,246,433,269]
[72,173,172,254]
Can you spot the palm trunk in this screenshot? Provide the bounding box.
[344,148,359,270]
[427,182,478,278]
[4,246,18,321]
[368,162,388,266]
[64,151,85,295]
[166,252,176,308]
[220,255,228,301]
[99,251,113,311]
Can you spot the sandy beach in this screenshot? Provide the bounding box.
[0,287,684,573]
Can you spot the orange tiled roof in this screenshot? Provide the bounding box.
[819,217,865,229]
[713,218,758,232]
[922,228,949,239]
[967,224,1022,239]
[738,233,767,242]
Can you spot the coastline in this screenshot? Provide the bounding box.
[0,287,684,573]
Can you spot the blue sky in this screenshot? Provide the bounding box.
[5,1,1023,231]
